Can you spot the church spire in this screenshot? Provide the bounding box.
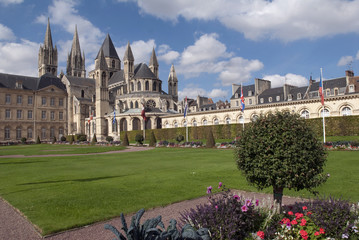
[44,18,53,49]
[71,25,81,56]
[168,64,178,101]
[66,25,86,77]
[123,41,134,61]
[38,18,58,77]
[149,47,159,78]
[96,49,108,70]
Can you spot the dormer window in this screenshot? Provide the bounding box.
[235,93,239,98]
[297,93,302,99]
[349,85,354,93]
[276,96,280,101]
[15,81,23,89]
[288,94,292,101]
[248,91,252,96]
[260,98,264,103]
[268,97,272,102]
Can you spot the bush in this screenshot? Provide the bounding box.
[36,136,41,144]
[69,135,74,144]
[180,183,262,240]
[206,129,215,148]
[149,131,157,147]
[91,134,97,144]
[78,135,87,142]
[176,134,184,143]
[235,111,327,207]
[135,134,144,145]
[106,136,113,143]
[122,132,129,146]
[21,137,27,144]
[51,137,57,144]
[60,136,66,142]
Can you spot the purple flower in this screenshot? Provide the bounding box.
[241,205,248,212]
[246,199,252,207]
[218,182,222,188]
[215,205,218,210]
[255,199,259,206]
[286,222,291,230]
[233,194,240,201]
[206,186,212,194]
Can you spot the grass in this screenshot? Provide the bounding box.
[0,147,358,235]
[0,144,125,156]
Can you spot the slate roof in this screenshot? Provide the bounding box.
[309,77,347,91]
[134,63,157,79]
[289,86,308,101]
[0,72,65,91]
[96,34,119,60]
[66,76,95,87]
[230,84,255,99]
[108,70,125,85]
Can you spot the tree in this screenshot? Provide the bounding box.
[106,136,114,143]
[176,134,184,143]
[206,129,215,148]
[122,132,129,146]
[135,134,144,145]
[235,111,327,207]
[149,131,157,147]
[36,136,41,144]
[52,136,57,144]
[69,135,74,144]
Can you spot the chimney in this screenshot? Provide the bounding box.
[346,70,354,77]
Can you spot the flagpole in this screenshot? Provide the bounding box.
[320,68,326,143]
[186,116,188,142]
[143,120,146,142]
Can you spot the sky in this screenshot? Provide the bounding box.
[1,0,359,102]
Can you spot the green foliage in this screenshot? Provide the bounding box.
[69,135,74,144]
[91,134,97,144]
[122,132,129,146]
[36,136,41,144]
[176,134,184,143]
[52,137,57,144]
[135,134,144,145]
[235,111,328,206]
[105,208,210,240]
[205,129,215,148]
[149,131,157,147]
[106,136,113,143]
[77,135,87,142]
[60,136,66,142]
[21,137,27,144]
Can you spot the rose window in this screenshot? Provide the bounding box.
[146,99,156,108]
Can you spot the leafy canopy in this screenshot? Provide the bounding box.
[235,111,327,193]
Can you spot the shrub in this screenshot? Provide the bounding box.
[21,137,27,144]
[235,111,328,207]
[180,183,262,240]
[135,134,144,145]
[91,134,97,144]
[106,136,113,143]
[78,135,87,142]
[51,137,56,144]
[350,140,359,148]
[122,132,129,146]
[149,131,157,147]
[176,134,184,143]
[69,135,74,144]
[36,136,41,144]
[205,129,215,148]
[60,136,66,142]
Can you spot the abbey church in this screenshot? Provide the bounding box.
[0,19,179,142]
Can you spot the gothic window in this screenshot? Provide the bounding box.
[102,72,106,86]
[131,82,134,92]
[27,128,33,139]
[112,60,115,68]
[130,101,133,108]
[146,99,156,108]
[5,127,10,139]
[301,110,310,119]
[81,90,84,98]
[153,82,157,91]
[16,127,21,139]
[145,81,149,91]
[341,107,352,116]
[135,101,139,108]
[137,81,141,91]
[214,118,219,125]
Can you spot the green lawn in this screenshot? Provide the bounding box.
[0,147,358,235]
[0,144,125,156]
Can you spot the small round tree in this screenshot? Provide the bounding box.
[106,136,114,143]
[135,134,144,145]
[149,131,157,147]
[235,111,327,207]
[122,132,129,146]
[206,129,216,148]
[176,134,184,143]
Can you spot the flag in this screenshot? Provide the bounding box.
[141,104,146,121]
[240,84,245,112]
[184,97,188,118]
[88,111,93,123]
[319,69,324,105]
[112,110,116,124]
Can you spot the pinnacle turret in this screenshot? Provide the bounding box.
[44,18,53,49]
[149,47,158,67]
[123,42,134,61]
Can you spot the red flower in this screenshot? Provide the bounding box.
[306,211,312,215]
[319,228,325,234]
[256,231,265,239]
[302,206,308,210]
[314,231,320,236]
[300,230,308,240]
[288,211,293,215]
[281,218,290,224]
[300,218,307,226]
[295,212,304,219]
[291,219,298,225]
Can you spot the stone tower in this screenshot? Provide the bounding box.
[66,25,86,78]
[149,47,159,78]
[38,18,58,77]
[95,49,110,140]
[123,42,134,92]
[95,34,121,78]
[168,64,178,101]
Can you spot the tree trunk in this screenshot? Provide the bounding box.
[273,186,283,210]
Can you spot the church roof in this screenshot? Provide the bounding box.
[134,63,157,79]
[149,48,158,67]
[66,76,95,87]
[96,34,119,60]
[108,70,125,85]
[95,49,108,70]
[38,73,66,90]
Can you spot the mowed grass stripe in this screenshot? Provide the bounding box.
[0,148,358,235]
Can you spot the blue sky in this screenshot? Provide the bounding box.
[1,0,359,102]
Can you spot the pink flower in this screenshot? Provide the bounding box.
[256,231,265,239]
[302,206,308,211]
[233,194,240,201]
[215,205,218,210]
[255,199,259,206]
[288,211,293,215]
[300,230,308,240]
[245,199,252,206]
[241,205,248,212]
[314,231,320,236]
[206,186,212,194]
[218,182,222,188]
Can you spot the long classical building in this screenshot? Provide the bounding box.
[162,71,359,128]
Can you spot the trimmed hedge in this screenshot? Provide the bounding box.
[118,115,359,142]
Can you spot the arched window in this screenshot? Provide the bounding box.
[251,115,259,122]
[174,121,178,128]
[320,108,330,117]
[145,81,149,91]
[193,120,197,126]
[130,101,133,108]
[226,117,231,124]
[183,120,187,127]
[131,82,134,92]
[81,90,84,98]
[341,107,352,116]
[203,119,207,126]
[112,60,115,68]
[137,81,141,91]
[300,110,310,119]
[238,116,244,124]
[135,101,139,108]
[112,119,117,132]
[213,118,219,125]
[153,82,157,91]
[101,72,106,87]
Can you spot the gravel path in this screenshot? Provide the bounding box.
[0,147,307,240]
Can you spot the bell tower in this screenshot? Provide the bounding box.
[38,18,58,77]
[168,64,178,102]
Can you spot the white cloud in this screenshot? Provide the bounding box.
[126,0,359,42]
[0,39,38,76]
[157,44,180,64]
[178,84,228,101]
[0,24,15,41]
[116,39,155,64]
[0,0,23,5]
[263,73,308,88]
[337,55,353,66]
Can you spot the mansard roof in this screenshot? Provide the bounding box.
[309,77,347,92]
[289,86,308,100]
[0,72,65,91]
[134,63,157,79]
[66,76,95,87]
[230,84,255,99]
[96,34,119,60]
